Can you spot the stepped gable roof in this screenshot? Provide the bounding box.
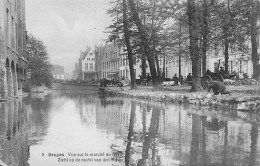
[80,46,91,60]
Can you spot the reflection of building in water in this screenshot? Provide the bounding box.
[78,97,97,125]
[96,98,130,136]
[26,95,52,145]
[0,100,29,166]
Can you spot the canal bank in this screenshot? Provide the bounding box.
[102,85,260,111]
[1,86,260,166]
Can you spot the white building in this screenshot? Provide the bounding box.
[51,65,65,80]
[79,47,96,81]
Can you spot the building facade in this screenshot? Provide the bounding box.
[95,23,260,82]
[0,0,27,99]
[78,47,96,81]
[51,65,64,80]
[96,44,121,80]
[95,43,144,81]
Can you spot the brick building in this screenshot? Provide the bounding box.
[0,0,27,99]
[95,43,144,81]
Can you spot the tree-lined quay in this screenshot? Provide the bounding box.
[104,0,260,92]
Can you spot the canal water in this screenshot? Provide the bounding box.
[0,88,260,166]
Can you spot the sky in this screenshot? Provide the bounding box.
[26,0,113,73]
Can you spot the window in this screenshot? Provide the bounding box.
[85,63,88,70]
[90,63,93,71]
[12,16,14,48]
[106,53,107,58]
[256,34,260,48]
[90,53,93,56]
[6,8,10,46]
[123,56,125,66]
[92,58,95,61]
[15,23,18,50]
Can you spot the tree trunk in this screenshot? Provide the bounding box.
[162,53,166,79]
[224,38,229,74]
[128,0,159,89]
[188,0,201,92]
[141,53,146,79]
[202,0,208,75]
[123,0,137,89]
[150,0,161,81]
[249,1,260,79]
[178,22,182,77]
[155,54,161,80]
[179,54,181,77]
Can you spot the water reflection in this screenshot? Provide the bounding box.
[0,99,29,166]
[0,91,259,166]
[123,102,260,166]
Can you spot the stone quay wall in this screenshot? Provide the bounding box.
[102,87,260,111]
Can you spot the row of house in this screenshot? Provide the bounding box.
[74,30,260,82]
[74,43,134,82]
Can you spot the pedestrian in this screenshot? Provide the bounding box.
[179,75,183,85]
[186,73,192,86]
[172,74,179,85]
[187,73,192,81]
[219,67,225,75]
[146,74,151,86]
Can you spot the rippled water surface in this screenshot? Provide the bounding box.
[0,88,260,166]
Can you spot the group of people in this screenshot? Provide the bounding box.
[138,73,193,86]
[172,73,192,85]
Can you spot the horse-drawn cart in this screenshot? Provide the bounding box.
[201,69,237,89]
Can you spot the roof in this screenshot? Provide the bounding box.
[51,65,64,75]
[80,46,91,60]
